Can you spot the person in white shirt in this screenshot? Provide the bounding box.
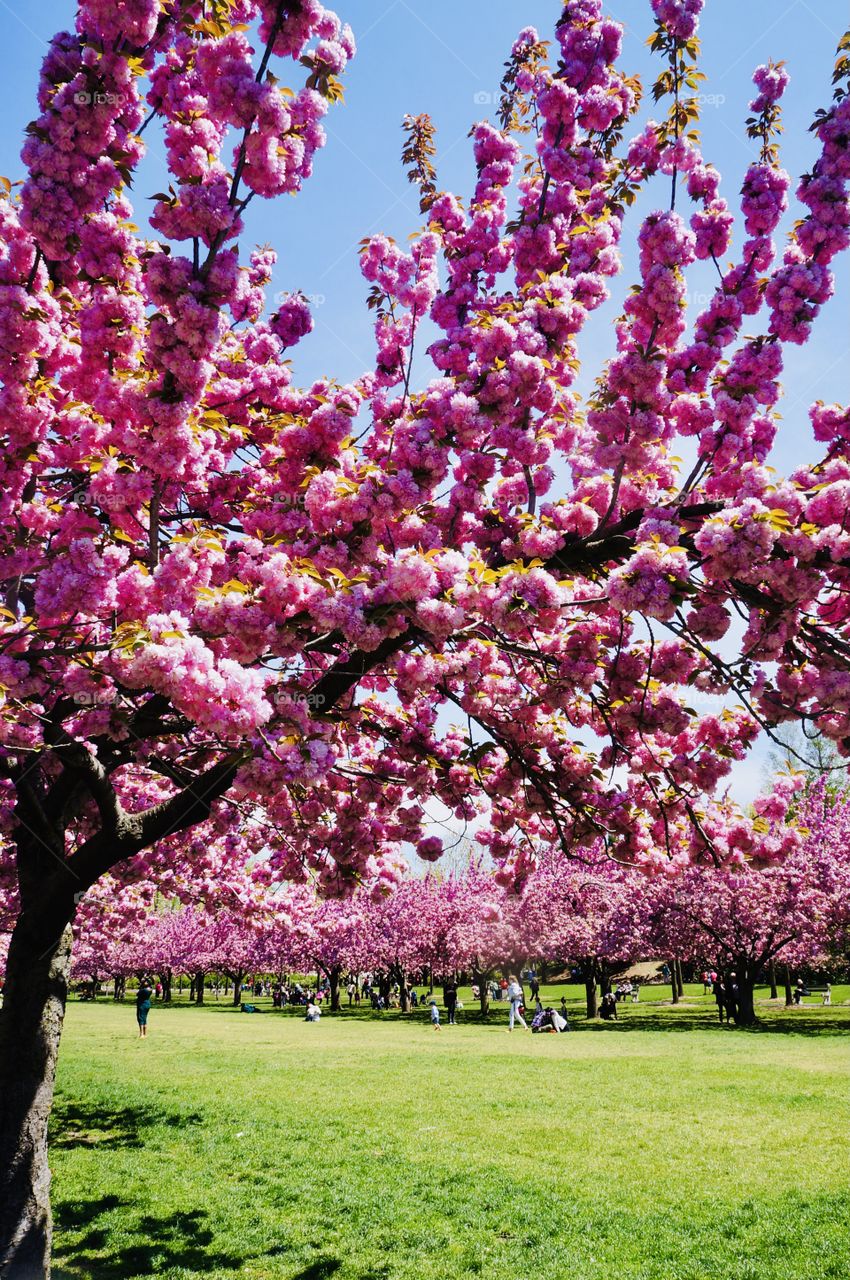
[506,975,528,1031]
[305,1001,321,1022]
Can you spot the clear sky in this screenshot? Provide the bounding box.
[0,0,848,808]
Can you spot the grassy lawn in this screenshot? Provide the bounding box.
[50,986,850,1279]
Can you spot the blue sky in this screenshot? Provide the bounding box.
[0,0,848,807]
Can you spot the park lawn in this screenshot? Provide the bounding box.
[50,997,850,1280]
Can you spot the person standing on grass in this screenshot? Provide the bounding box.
[136,976,153,1038]
[530,974,540,1003]
[726,973,740,1024]
[713,976,728,1024]
[429,997,441,1031]
[444,979,458,1026]
[506,975,527,1031]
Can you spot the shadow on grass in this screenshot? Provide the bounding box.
[50,1098,202,1150]
[53,1199,243,1279]
[73,995,850,1036]
[289,1258,343,1280]
[562,1010,850,1036]
[53,1205,371,1280]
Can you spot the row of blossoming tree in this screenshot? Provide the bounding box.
[1,0,850,1271]
[60,780,850,1031]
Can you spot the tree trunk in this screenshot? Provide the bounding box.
[194,971,205,1006]
[399,969,410,1014]
[783,965,794,1008]
[0,918,74,1279]
[734,974,757,1027]
[670,961,679,1005]
[112,973,125,1002]
[584,974,598,1020]
[231,972,245,1006]
[158,970,172,1004]
[675,958,684,999]
[769,960,778,1001]
[473,966,490,1018]
[328,966,341,1013]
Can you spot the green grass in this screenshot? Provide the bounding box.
[50,986,850,1279]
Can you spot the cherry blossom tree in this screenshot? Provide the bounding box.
[512,847,651,1017]
[645,781,850,1024]
[2,0,850,1272]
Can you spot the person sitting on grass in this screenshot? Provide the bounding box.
[531,1006,549,1032]
[305,1000,321,1022]
[600,992,618,1021]
[429,997,440,1031]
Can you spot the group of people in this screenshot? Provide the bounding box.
[502,975,573,1034]
[140,967,834,1038]
[712,973,744,1024]
[270,981,330,1008]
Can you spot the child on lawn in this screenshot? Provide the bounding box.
[429,998,441,1031]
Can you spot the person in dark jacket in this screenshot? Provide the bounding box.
[136,977,153,1038]
[444,980,458,1025]
[713,977,728,1023]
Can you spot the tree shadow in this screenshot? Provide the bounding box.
[53,1199,242,1278]
[50,1098,203,1150]
[570,1010,850,1035]
[289,1258,343,1280]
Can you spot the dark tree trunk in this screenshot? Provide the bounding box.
[675,958,684,999]
[194,971,205,1006]
[231,971,245,1006]
[328,966,341,1013]
[670,961,679,1005]
[783,965,794,1008]
[583,962,599,1020]
[734,974,757,1027]
[158,970,172,1004]
[399,969,410,1013]
[769,960,778,1001]
[0,917,74,1279]
[112,974,125,1002]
